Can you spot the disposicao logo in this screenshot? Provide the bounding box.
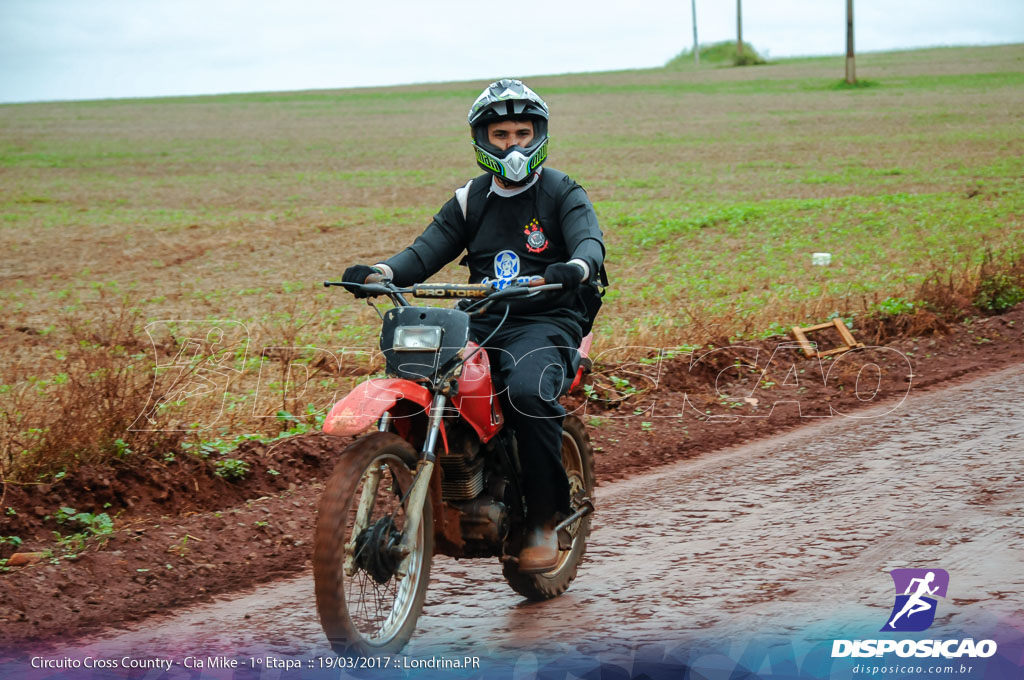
[831,568,998,659]
[882,568,949,632]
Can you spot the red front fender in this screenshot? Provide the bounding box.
[323,378,434,438]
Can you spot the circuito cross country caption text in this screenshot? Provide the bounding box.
[31,655,481,672]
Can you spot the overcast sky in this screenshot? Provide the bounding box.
[1,0,1022,103]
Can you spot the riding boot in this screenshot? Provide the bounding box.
[517,521,559,573]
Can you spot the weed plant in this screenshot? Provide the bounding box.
[0,45,1022,480]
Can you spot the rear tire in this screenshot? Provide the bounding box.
[314,432,433,654]
[503,415,595,600]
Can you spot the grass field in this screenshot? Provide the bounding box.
[1,44,1022,476]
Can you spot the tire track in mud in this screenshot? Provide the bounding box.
[15,363,1024,661]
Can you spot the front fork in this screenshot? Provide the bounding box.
[341,402,437,578]
[344,465,383,576]
[395,392,446,578]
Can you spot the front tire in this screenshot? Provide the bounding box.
[314,432,433,654]
[503,415,595,600]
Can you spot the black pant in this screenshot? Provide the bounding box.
[470,315,582,525]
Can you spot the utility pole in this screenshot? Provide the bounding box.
[846,0,856,83]
[737,0,743,58]
[692,0,700,65]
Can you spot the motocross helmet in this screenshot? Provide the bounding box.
[468,79,549,185]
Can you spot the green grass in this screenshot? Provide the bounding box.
[599,188,1020,325]
[1,44,1022,474]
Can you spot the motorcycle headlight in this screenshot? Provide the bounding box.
[393,326,443,351]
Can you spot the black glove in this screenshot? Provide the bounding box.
[341,264,378,298]
[543,262,585,292]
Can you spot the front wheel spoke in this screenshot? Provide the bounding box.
[373,580,386,628]
[352,573,370,629]
[343,461,413,640]
[316,442,432,653]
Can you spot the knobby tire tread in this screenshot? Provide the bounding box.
[503,415,596,600]
[313,432,432,655]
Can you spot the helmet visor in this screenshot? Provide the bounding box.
[471,117,549,183]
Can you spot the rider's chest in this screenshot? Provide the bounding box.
[466,198,567,271]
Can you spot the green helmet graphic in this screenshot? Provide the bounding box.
[468,79,549,185]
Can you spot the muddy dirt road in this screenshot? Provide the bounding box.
[14,364,1024,671]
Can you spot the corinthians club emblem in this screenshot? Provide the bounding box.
[523,219,549,253]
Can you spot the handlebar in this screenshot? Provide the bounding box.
[323,278,561,300]
[323,277,563,316]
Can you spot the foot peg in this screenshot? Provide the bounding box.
[554,498,594,535]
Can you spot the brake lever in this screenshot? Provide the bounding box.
[323,280,409,296]
[522,283,563,295]
[356,283,394,297]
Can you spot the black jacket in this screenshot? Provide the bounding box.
[383,168,605,330]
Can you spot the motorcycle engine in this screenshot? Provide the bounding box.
[439,424,485,501]
[439,423,510,556]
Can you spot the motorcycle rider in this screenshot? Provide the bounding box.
[342,78,605,573]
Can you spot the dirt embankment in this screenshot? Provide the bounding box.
[1,307,1022,646]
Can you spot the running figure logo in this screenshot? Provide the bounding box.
[882,568,950,632]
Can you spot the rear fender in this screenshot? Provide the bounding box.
[323,378,446,451]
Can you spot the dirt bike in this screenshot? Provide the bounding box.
[313,277,596,654]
